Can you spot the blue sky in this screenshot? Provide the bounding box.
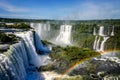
[0,0,120,20]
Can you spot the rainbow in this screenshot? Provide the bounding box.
[62,59,87,76]
[62,50,120,76]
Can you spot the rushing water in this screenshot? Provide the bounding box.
[30,23,51,40]
[56,24,72,45]
[93,26,114,52]
[99,26,104,36]
[99,36,110,52]
[0,31,51,80]
[31,23,72,46]
[111,26,114,36]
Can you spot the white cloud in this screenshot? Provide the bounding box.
[61,2,120,20]
[0,0,120,20]
[0,1,30,13]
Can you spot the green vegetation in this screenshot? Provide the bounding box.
[41,40,53,45]
[106,26,120,50]
[0,23,31,29]
[71,22,95,48]
[0,32,18,43]
[41,46,100,73]
[1,18,120,50]
[71,20,120,50]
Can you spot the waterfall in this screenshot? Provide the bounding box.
[96,37,101,51]
[93,36,98,50]
[93,26,114,52]
[56,24,72,45]
[0,42,28,80]
[16,31,51,67]
[30,23,51,40]
[99,26,104,36]
[34,31,51,54]
[31,23,72,45]
[0,31,51,80]
[99,36,110,52]
[93,27,97,35]
[111,26,114,36]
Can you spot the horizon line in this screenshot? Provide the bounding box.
[0,17,120,21]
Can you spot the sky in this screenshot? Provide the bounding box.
[0,0,120,20]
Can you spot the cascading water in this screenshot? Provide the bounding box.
[93,27,97,36]
[56,24,72,45]
[93,26,114,52]
[96,36,101,51]
[30,23,51,40]
[34,31,51,54]
[93,36,98,50]
[99,36,110,52]
[16,31,51,67]
[111,26,114,36]
[93,53,120,80]
[0,31,51,80]
[99,26,104,36]
[31,23,73,46]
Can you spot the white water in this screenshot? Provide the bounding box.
[111,26,114,36]
[16,31,51,67]
[93,26,114,52]
[96,37,101,51]
[56,24,72,45]
[30,23,51,40]
[93,27,97,35]
[99,26,104,36]
[0,31,51,80]
[93,53,120,80]
[93,36,98,50]
[99,36,110,52]
[34,32,51,54]
[42,71,70,80]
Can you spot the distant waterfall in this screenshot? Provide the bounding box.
[99,36,110,52]
[93,36,98,50]
[30,23,51,40]
[93,26,114,52]
[99,26,104,36]
[56,24,72,45]
[93,27,97,35]
[96,37,101,51]
[111,26,114,36]
[0,31,51,80]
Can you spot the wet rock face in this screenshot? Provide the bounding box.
[69,55,120,79]
[93,57,120,74]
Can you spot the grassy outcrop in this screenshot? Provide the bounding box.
[0,32,18,43]
[41,46,100,73]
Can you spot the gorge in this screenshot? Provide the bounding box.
[0,20,120,80]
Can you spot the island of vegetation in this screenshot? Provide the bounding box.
[40,45,100,73]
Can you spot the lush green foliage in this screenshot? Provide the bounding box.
[0,23,31,29]
[42,46,100,73]
[71,22,95,48]
[106,26,120,50]
[71,20,120,50]
[0,32,17,43]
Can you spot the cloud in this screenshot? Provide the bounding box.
[0,0,120,20]
[60,2,120,20]
[0,1,30,13]
[0,13,47,19]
